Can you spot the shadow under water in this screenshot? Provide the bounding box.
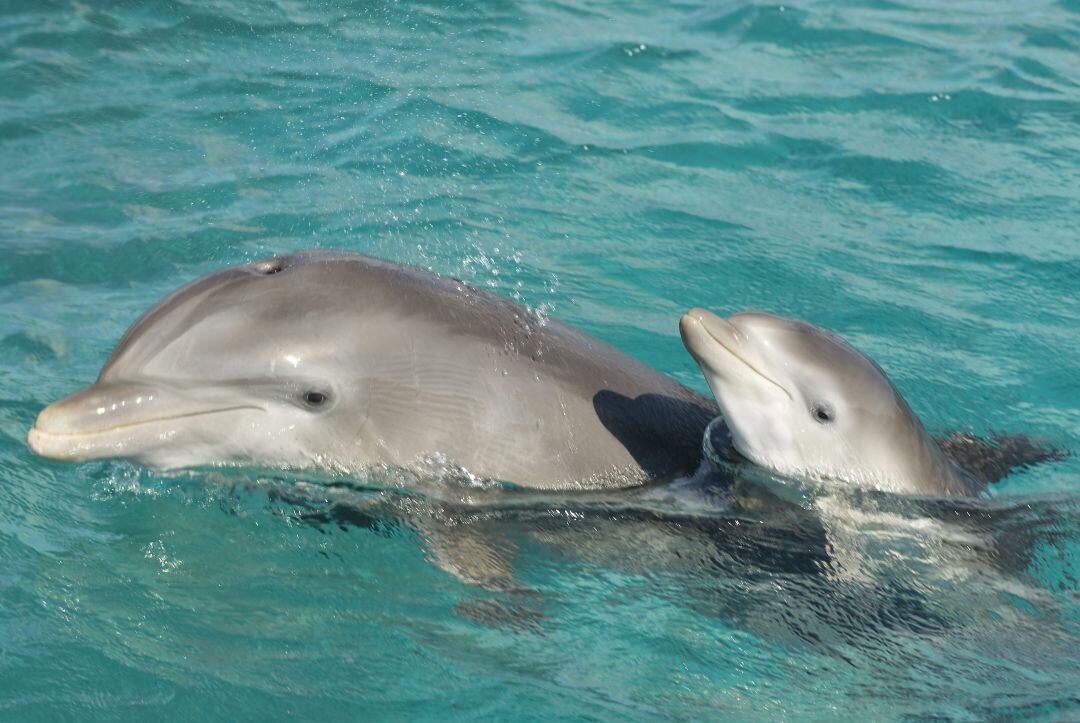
[238,463,1079,674]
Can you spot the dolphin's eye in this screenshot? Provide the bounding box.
[303,391,328,407]
[812,405,834,423]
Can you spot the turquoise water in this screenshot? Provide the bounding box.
[2,0,1079,718]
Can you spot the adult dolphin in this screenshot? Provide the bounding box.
[27,249,719,489]
[679,308,1062,497]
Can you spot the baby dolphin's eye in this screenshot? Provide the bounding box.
[304,391,328,407]
[812,404,834,423]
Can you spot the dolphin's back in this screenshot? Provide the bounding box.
[325,251,720,488]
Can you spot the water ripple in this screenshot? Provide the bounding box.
[1,0,1079,717]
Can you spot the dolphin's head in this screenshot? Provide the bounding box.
[28,251,372,470]
[680,309,968,496]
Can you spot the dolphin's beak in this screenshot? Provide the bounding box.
[680,307,740,362]
[680,308,792,400]
[27,382,262,462]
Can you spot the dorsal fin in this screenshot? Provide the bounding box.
[935,431,1067,484]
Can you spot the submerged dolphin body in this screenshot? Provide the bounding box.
[680,308,988,497]
[28,250,719,489]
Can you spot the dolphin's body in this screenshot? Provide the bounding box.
[28,250,718,489]
[680,308,984,497]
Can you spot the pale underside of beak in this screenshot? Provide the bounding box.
[27,381,262,462]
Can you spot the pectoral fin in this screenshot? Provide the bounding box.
[418,518,525,593]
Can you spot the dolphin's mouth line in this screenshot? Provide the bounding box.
[31,405,265,440]
[700,324,793,401]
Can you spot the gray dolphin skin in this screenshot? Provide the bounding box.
[679,308,982,497]
[27,250,719,490]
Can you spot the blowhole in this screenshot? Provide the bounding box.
[253,258,286,275]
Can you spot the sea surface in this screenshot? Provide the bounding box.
[1,0,1078,719]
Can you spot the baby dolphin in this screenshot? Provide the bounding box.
[680,309,981,497]
[27,250,719,489]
